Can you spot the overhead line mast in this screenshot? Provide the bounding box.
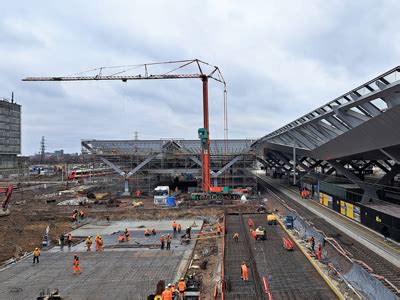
[23,59,227,192]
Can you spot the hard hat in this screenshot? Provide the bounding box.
[35,247,39,250]
[168,283,172,287]
[242,261,246,264]
[180,277,184,281]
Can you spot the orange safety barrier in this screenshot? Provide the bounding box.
[263,276,273,300]
[282,237,294,250]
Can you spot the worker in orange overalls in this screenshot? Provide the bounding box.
[73,255,81,274]
[125,228,130,241]
[161,287,172,300]
[233,232,239,243]
[178,277,186,297]
[160,235,165,250]
[177,223,182,234]
[241,262,249,281]
[95,234,103,252]
[172,221,177,236]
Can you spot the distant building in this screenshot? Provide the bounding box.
[54,149,64,156]
[0,97,21,178]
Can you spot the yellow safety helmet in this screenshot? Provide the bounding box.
[35,247,39,250]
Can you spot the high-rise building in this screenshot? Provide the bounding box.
[0,96,21,178]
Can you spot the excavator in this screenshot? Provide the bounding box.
[0,185,14,217]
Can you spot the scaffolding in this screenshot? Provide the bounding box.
[81,139,257,194]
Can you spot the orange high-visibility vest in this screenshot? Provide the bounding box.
[161,289,172,300]
[178,280,186,291]
[160,236,165,242]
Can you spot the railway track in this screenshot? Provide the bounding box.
[257,176,400,296]
[224,213,266,300]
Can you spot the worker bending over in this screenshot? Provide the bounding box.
[85,236,92,251]
[241,262,249,281]
[33,247,40,264]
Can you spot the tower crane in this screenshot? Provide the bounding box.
[23,59,227,193]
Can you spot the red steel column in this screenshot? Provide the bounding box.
[202,75,211,192]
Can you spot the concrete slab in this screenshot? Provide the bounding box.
[0,219,203,300]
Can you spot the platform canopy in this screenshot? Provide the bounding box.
[82,139,255,156]
[252,66,400,161]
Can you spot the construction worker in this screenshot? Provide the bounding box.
[310,236,315,252]
[71,212,77,223]
[161,287,172,300]
[79,210,85,219]
[160,235,165,250]
[125,228,130,241]
[118,234,125,243]
[217,226,222,237]
[67,233,72,250]
[95,234,103,252]
[152,228,157,235]
[316,243,322,260]
[178,277,186,297]
[233,232,239,243]
[59,234,65,250]
[172,221,177,237]
[144,228,150,236]
[73,255,81,274]
[177,223,182,234]
[251,229,257,240]
[33,247,40,264]
[169,283,176,295]
[166,234,172,250]
[241,262,249,281]
[85,236,92,251]
[186,226,191,239]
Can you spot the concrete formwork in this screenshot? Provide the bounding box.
[0,219,202,299]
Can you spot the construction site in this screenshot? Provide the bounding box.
[0,58,399,300]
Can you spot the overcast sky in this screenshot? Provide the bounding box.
[1,1,400,155]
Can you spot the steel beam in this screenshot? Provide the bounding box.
[213,155,243,177]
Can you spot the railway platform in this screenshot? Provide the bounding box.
[257,174,400,268]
